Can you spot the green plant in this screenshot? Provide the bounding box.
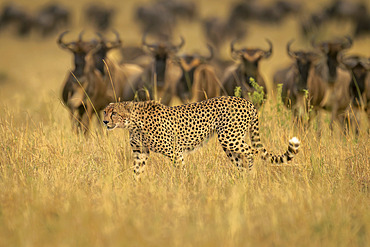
[276,83,283,113]
[302,89,313,122]
[234,86,242,98]
[247,77,265,106]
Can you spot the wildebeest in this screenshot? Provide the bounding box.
[84,3,114,32]
[120,45,152,68]
[35,3,70,37]
[0,3,69,37]
[135,0,196,40]
[0,4,34,36]
[79,31,143,134]
[306,36,353,129]
[202,15,247,52]
[222,39,272,102]
[228,0,301,24]
[158,0,196,20]
[128,34,185,105]
[273,40,320,117]
[58,31,98,133]
[311,36,352,85]
[300,0,369,38]
[340,55,370,129]
[174,45,221,103]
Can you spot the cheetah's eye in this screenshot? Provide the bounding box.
[111,112,117,116]
[103,111,106,115]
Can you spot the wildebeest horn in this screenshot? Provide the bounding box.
[142,32,158,49]
[230,39,241,60]
[230,39,238,54]
[286,39,297,59]
[96,31,122,49]
[341,35,353,49]
[203,44,214,61]
[78,30,85,42]
[310,36,328,52]
[107,29,122,49]
[172,36,185,51]
[57,31,76,51]
[310,36,318,49]
[96,32,105,42]
[337,52,345,64]
[339,54,359,69]
[365,58,370,70]
[263,39,273,58]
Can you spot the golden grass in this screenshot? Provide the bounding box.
[0,0,370,246]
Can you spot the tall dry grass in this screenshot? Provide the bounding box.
[0,0,370,246]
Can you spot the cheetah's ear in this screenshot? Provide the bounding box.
[124,102,134,112]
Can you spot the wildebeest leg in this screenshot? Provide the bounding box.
[340,112,355,135]
[71,105,85,134]
[80,103,94,135]
[160,87,173,106]
[311,108,322,137]
[330,103,340,131]
[367,108,370,134]
[70,110,79,133]
[342,106,362,136]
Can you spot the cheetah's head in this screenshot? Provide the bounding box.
[103,102,133,130]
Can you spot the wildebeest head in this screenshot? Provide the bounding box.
[36,3,70,37]
[339,54,370,102]
[92,30,122,75]
[287,39,320,91]
[85,3,114,31]
[0,4,34,36]
[311,36,352,81]
[142,34,185,85]
[175,44,213,74]
[57,31,98,78]
[174,45,215,101]
[230,39,272,76]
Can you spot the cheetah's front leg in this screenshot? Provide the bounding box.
[131,146,149,180]
[130,131,149,180]
[172,152,185,168]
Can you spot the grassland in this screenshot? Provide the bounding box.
[0,0,369,246]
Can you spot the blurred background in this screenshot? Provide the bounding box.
[0,0,369,122]
[0,2,369,245]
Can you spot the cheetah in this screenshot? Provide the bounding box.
[103,96,300,178]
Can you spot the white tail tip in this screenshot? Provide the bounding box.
[289,137,300,145]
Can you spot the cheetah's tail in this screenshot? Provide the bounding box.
[261,137,301,164]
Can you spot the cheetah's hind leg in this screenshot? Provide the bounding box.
[222,147,256,178]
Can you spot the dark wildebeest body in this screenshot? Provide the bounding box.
[0,4,34,36]
[135,0,196,40]
[76,32,143,134]
[340,55,370,130]
[307,36,353,129]
[35,3,70,37]
[85,3,114,32]
[174,45,221,103]
[222,39,272,103]
[58,31,98,133]
[273,40,319,117]
[127,35,185,105]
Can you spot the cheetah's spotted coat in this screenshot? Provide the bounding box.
[103,96,300,178]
